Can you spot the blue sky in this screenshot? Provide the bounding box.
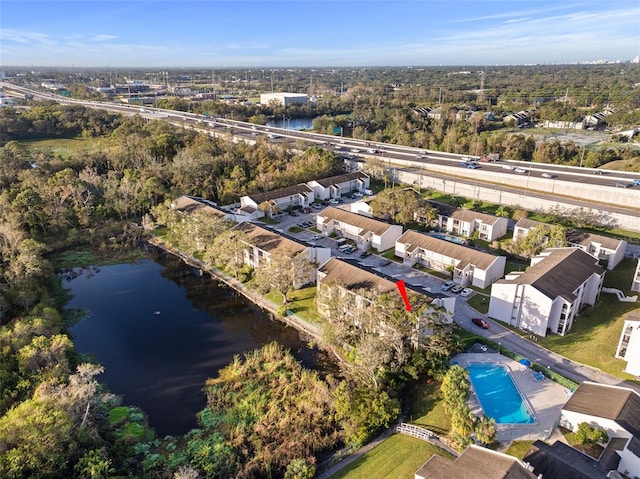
[1,1,638,67]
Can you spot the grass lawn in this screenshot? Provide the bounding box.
[285,286,321,324]
[331,433,453,479]
[536,258,639,381]
[20,136,112,156]
[466,293,490,315]
[405,379,451,436]
[503,440,534,460]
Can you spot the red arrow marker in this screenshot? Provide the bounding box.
[396,280,412,311]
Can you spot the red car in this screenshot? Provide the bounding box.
[471,317,489,329]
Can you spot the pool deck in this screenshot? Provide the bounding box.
[453,351,571,445]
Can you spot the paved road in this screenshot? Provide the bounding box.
[272,203,639,393]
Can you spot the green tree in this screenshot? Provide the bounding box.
[284,458,316,479]
[207,229,249,278]
[74,448,115,479]
[474,415,497,445]
[576,422,609,445]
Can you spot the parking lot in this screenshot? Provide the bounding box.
[263,198,479,304]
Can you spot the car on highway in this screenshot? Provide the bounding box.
[471,317,489,329]
[514,168,528,174]
[451,285,464,294]
[502,164,515,170]
[378,259,392,267]
[467,164,479,169]
[459,161,470,167]
[615,182,631,188]
[441,281,454,291]
[541,173,557,178]
[460,288,474,297]
[633,179,640,186]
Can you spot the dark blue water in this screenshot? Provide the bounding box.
[66,249,334,437]
[266,117,314,130]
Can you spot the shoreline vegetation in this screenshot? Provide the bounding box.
[2,73,639,476]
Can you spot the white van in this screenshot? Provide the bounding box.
[363,189,374,196]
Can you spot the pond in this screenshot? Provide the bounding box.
[66,248,335,437]
[266,117,315,130]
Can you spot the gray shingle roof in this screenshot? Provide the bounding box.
[416,444,538,479]
[566,230,625,252]
[398,230,502,270]
[318,257,396,296]
[248,184,313,204]
[563,382,640,439]
[496,248,604,300]
[233,222,306,255]
[318,206,396,236]
[313,171,369,188]
[523,440,608,479]
[513,218,548,230]
[171,195,225,217]
[435,204,503,225]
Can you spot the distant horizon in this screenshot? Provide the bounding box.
[2,60,637,71]
[2,1,638,68]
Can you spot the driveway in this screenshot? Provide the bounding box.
[265,205,640,395]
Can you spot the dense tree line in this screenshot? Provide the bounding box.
[0,102,461,478]
[0,104,349,477]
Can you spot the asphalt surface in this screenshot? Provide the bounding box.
[270,201,640,395]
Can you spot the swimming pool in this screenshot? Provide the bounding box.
[430,233,467,245]
[466,363,535,424]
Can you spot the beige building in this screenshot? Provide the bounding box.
[232,222,330,289]
[435,206,508,242]
[395,230,506,289]
[316,206,403,252]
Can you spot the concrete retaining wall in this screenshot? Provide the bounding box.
[391,164,640,234]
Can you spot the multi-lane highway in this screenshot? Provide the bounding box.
[3,81,640,205]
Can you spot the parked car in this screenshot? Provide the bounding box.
[460,288,474,297]
[353,192,364,198]
[311,234,322,240]
[360,251,372,259]
[451,285,464,294]
[441,281,454,291]
[471,317,489,329]
[328,199,339,205]
[378,259,391,267]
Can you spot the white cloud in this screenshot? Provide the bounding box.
[91,34,118,42]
